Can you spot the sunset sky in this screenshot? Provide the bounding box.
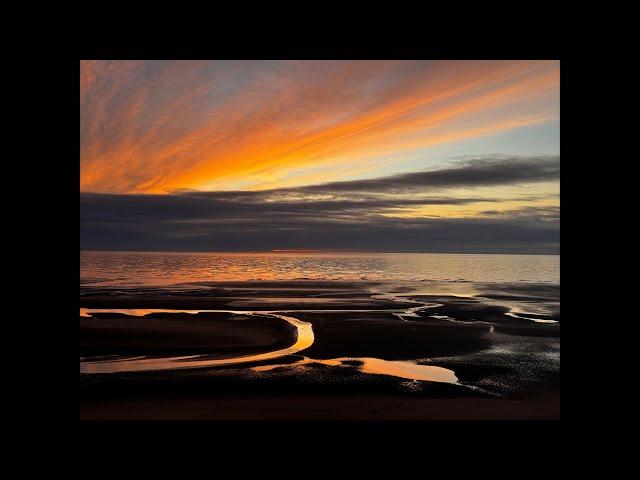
[80,60,559,253]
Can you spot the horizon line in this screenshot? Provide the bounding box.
[80,249,559,256]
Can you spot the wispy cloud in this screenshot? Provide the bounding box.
[80,60,559,193]
[269,155,559,194]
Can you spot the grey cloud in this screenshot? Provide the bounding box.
[81,156,559,254]
[81,209,559,254]
[276,155,559,194]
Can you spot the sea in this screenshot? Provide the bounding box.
[80,251,559,287]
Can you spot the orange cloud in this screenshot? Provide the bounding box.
[80,60,559,193]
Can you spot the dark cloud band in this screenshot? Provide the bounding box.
[81,156,559,253]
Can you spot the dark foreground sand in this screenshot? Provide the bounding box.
[81,393,559,420]
[81,312,296,357]
[80,280,560,420]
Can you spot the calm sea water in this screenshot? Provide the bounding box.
[80,251,559,287]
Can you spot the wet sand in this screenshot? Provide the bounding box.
[81,312,297,357]
[291,310,493,359]
[80,280,560,420]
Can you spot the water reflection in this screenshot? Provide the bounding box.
[252,357,459,384]
[80,309,313,374]
[81,251,560,287]
[80,307,458,385]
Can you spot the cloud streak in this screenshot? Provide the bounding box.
[270,155,559,194]
[80,60,559,193]
[81,157,559,253]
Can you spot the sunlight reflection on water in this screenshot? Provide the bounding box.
[79,307,459,385]
[81,251,559,287]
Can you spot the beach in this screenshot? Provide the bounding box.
[78,59,561,423]
[80,279,560,420]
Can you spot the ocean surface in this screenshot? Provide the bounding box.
[80,251,559,287]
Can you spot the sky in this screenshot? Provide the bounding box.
[80,60,559,253]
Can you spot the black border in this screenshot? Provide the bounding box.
[6,53,637,443]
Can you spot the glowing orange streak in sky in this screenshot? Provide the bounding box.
[171,68,558,192]
[80,61,559,194]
